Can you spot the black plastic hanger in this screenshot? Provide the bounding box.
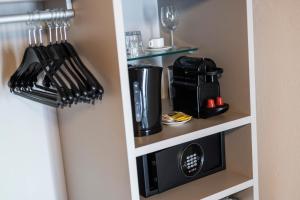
[9,12,104,108]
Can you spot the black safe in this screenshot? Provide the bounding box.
[137,133,225,197]
[171,56,229,119]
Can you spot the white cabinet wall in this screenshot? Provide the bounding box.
[122,0,160,45]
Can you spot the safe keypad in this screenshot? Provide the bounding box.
[180,144,204,177]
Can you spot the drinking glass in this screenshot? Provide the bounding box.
[125,31,144,58]
[160,6,179,48]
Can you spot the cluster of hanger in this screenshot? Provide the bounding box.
[8,10,104,108]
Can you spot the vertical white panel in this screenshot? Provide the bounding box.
[246,0,259,199]
[0,2,67,200]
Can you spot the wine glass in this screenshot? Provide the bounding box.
[161,5,179,48]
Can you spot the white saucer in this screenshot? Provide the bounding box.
[145,46,172,52]
[162,118,192,126]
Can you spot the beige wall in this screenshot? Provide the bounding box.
[253,0,300,199]
[57,0,133,200]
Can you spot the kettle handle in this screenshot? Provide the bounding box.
[133,81,143,123]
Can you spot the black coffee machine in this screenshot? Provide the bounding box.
[171,56,229,119]
[128,65,163,137]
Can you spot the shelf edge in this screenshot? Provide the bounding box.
[201,179,254,200]
[135,116,252,157]
[127,47,198,61]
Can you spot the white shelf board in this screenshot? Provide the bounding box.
[140,170,253,200]
[135,112,251,157]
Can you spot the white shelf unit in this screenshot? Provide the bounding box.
[55,0,258,199]
[116,0,259,199]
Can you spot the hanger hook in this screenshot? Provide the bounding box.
[63,10,68,41]
[47,10,53,44]
[54,10,59,43]
[38,11,43,45]
[59,10,64,43]
[32,11,38,45]
[27,12,32,46]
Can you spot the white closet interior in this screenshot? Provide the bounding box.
[0,1,70,200]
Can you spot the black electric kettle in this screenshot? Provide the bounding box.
[128,65,163,137]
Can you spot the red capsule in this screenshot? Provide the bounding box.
[216,97,224,106]
[207,99,216,108]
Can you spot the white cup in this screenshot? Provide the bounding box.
[148,38,165,49]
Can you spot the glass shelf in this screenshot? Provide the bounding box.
[127,47,198,61]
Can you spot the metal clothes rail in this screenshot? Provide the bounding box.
[0,0,74,24]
